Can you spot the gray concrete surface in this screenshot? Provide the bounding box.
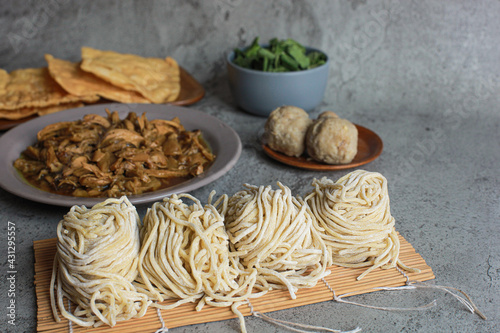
[0,1,499,332]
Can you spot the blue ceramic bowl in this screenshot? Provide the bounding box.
[227,46,330,117]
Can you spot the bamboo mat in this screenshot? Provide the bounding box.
[34,234,434,332]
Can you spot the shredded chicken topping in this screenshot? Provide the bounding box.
[14,110,215,197]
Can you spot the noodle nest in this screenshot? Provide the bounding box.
[307,169,419,280]
[225,182,330,299]
[135,192,269,312]
[50,196,149,327]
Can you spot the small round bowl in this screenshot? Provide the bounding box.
[226,46,330,117]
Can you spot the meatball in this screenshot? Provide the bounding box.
[306,117,358,164]
[318,111,339,119]
[264,106,312,157]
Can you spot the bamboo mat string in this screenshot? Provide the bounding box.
[397,266,411,284]
[323,266,486,319]
[396,267,486,319]
[402,282,487,319]
[154,307,169,332]
[247,300,362,333]
[321,274,437,312]
[67,299,73,333]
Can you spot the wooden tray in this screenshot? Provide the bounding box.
[0,67,205,131]
[263,124,383,171]
[170,67,205,106]
[34,233,434,332]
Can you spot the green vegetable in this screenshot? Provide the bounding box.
[232,37,327,72]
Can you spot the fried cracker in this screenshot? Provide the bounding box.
[80,47,181,103]
[36,102,84,116]
[0,102,84,120]
[0,105,37,120]
[45,54,150,104]
[0,67,99,110]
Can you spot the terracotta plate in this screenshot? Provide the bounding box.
[262,124,383,170]
[0,66,205,131]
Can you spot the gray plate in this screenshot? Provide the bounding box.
[0,103,241,207]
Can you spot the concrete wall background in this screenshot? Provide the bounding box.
[1,0,499,118]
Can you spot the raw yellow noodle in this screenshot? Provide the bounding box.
[225,182,330,299]
[135,192,269,332]
[307,169,419,280]
[49,196,149,327]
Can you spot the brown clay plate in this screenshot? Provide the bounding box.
[262,124,383,171]
[0,66,205,131]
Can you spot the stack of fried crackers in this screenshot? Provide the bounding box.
[0,47,181,121]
